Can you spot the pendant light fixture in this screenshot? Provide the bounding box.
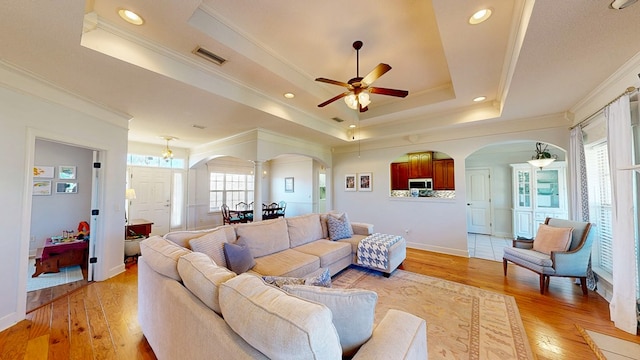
[162,136,175,161]
[528,142,557,169]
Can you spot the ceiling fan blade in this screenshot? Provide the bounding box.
[359,104,368,113]
[315,77,352,88]
[361,63,392,86]
[369,87,409,98]
[318,91,351,107]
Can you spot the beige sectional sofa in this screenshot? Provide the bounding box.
[163,212,406,277]
[137,213,425,359]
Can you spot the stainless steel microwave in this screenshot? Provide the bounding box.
[408,178,433,190]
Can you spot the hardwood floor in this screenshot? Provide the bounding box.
[1,249,638,359]
[26,267,90,314]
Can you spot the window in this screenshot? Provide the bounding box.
[127,154,185,169]
[209,172,254,211]
[585,140,613,276]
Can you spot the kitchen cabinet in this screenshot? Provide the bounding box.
[408,152,432,179]
[391,162,409,190]
[433,159,454,190]
[511,162,567,238]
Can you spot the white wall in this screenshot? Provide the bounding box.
[270,155,314,216]
[30,140,93,254]
[332,128,569,257]
[0,65,129,332]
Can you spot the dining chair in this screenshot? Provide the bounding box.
[277,201,286,217]
[221,204,243,225]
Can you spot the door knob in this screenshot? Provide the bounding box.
[467,203,471,206]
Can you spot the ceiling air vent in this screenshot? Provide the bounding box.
[193,46,226,66]
[332,117,345,123]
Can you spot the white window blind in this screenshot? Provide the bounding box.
[585,140,614,275]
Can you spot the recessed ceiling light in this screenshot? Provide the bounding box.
[283,92,295,99]
[469,9,492,25]
[118,9,144,25]
[473,96,487,102]
[349,124,357,128]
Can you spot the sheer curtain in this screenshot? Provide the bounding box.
[605,94,638,334]
[569,126,596,290]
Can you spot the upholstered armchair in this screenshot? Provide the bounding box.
[503,217,593,295]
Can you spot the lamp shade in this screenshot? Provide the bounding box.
[125,188,137,200]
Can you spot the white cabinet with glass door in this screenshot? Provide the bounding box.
[511,162,567,238]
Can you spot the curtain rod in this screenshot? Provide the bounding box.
[569,86,638,130]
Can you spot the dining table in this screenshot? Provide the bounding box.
[230,209,253,223]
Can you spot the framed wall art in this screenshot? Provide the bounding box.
[56,182,78,194]
[358,173,372,191]
[345,174,356,192]
[33,180,52,196]
[58,165,76,180]
[284,177,294,193]
[33,166,54,178]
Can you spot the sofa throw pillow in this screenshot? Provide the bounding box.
[282,284,377,357]
[177,252,235,315]
[327,213,353,241]
[223,240,256,274]
[263,268,331,288]
[139,236,191,281]
[219,274,342,359]
[532,224,574,255]
[189,227,229,268]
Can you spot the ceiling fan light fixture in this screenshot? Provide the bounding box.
[344,93,358,109]
[469,8,492,25]
[344,92,371,110]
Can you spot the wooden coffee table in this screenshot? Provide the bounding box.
[32,238,89,277]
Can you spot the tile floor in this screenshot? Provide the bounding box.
[467,233,512,262]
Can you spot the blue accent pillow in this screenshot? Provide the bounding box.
[223,241,256,274]
[327,213,353,241]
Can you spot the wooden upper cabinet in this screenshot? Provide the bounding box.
[407,152,433,179]
[391,162,409,190]
[433,159,455,190]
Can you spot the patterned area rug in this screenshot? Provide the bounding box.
[576,325,640,360]
[26,258,84,292]
[333,267,534,360]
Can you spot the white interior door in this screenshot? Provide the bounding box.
[466,168,492,235]
[129,167,171,236]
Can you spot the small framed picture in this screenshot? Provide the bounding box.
[58,165,76,180]
[284,177,294,193]
[33,166,54,178]
[56,182,78,194]
[345,174,356,192]
[358,173,372,191]
[33,180,52,196]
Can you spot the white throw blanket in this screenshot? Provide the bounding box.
[357,233,403,271]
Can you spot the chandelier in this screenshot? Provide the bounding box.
[527,142,557,169]
[162,136,175,161]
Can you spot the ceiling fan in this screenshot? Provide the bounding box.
[316,40,409,113]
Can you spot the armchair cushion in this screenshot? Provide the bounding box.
[532,224,573,255]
